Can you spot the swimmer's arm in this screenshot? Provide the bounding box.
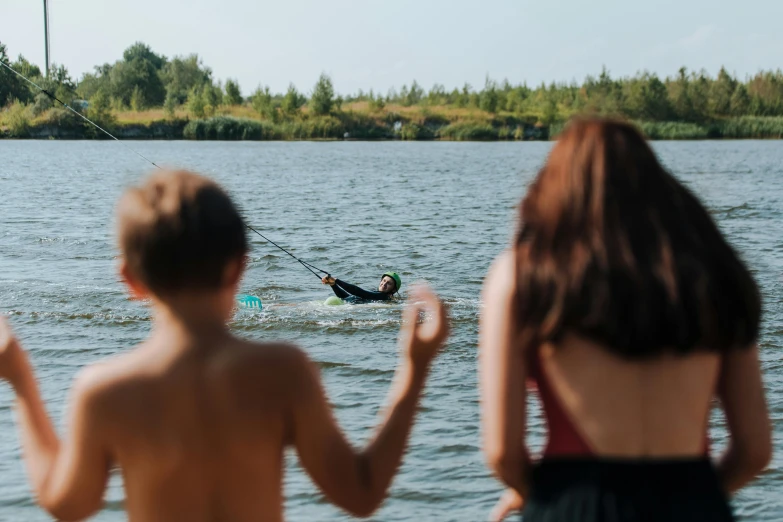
[11,358,110,521]
[334,279,389,301]
[716,344,771,493]
[290,287,446,517]
[331,283,350,299]
[479,251,531,499]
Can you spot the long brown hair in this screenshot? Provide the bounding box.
[515,118,760,358]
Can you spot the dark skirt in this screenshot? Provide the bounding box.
[522,457,734,522]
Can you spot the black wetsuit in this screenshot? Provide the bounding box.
[330,279,393,302]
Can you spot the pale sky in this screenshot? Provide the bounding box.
[2,0,782,96]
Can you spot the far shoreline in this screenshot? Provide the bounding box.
[3,113,782,142]
[4,135,782,142]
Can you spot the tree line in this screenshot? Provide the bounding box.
[2,40,783,131]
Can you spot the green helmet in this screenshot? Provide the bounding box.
[382,272,402,293]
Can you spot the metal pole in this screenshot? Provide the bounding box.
[43,0,50,77]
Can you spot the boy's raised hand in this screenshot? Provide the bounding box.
[0,316,26,387]
[401,284,449,367]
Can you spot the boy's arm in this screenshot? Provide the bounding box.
[1,320,111,521]
[290,286,448,517]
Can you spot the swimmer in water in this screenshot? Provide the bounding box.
[322,272,401,302]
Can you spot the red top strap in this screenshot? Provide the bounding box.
[528,348,594,456]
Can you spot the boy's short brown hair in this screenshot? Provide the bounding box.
[117,170,248,293]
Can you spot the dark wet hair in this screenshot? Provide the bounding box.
[117,170,248,294]
[514,118,760,358]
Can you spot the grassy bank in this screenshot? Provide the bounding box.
[549,117,783,141]
[0,103,547,141]
[2,103,783,141]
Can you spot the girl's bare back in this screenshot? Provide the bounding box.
[538,334,720,457]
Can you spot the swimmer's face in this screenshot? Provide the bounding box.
[379,276,396,294]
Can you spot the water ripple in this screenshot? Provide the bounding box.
[1,141,782,521]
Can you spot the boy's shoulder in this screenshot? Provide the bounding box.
[220,339,317,383]
[71,340,318,405]
[69,350,149,401]
[58,351,143,425]
[221,339,326,402]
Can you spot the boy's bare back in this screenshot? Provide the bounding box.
[86,335,303,522]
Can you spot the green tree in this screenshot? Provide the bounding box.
[187,85,206,118]
[130,85,146,111]
[404,80,424,106]
[584,67,623,115]
[747,71,783,116]
[310,73,334,115]
[201,83,222,113]
[123,42,166,70]
[624,73,671,121]
[37,63,79,107]
[86,88,115,129]
[77,71,109,101]
[506,85,530,113]
[281,84,305,115]
[688,71,710,121]
[120,43,165,106]
[668,67,695,121]
[160,54,212,104]
[164,91,178,118]
[109,50,166,107]
[200,88,215,117]
[447,87,460,106]
[368,92,385,112]
[641,75,671,121]
[224,79,242,106]
[748,93,764,116]
[541,97,558,126]
[2,100,32,136]
[480,78,499,113]
[44,64,73,89]
[251,86,278,121]
[568,86,587,116]
[0,43,34,104]
[110,96,125,112]
[77,63,114,101]
[427,84,446,106]
[454,83,472,108]
[13,54,42,79]
[30,92,53,116]
[709,67,737,117]
[729,84,750,116]
[399,85,410,106]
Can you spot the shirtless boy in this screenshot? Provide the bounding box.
[0,170,449,522]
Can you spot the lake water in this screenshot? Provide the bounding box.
[0,140,781,521]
